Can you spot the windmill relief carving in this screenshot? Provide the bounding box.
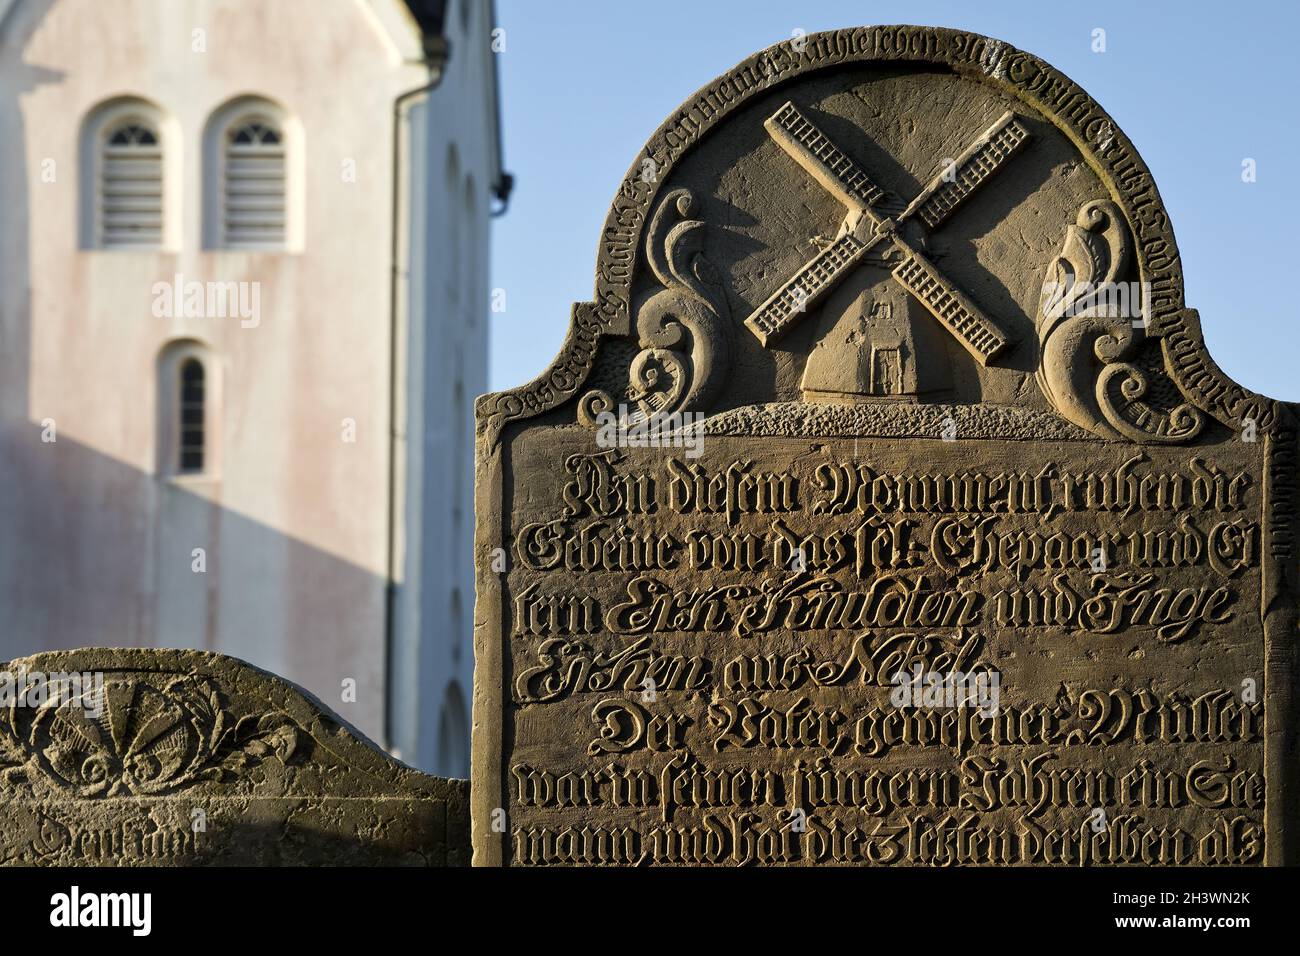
[577,94,1211,446]
[745,102,1029,403]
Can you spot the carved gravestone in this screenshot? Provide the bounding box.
[0,649,468,865]
[474,27,1297,866]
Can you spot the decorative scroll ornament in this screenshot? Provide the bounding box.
[0,673,300,797]
[580,188,731,425]
[1036,200,1203,443]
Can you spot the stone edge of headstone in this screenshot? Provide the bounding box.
[0,646,471,866]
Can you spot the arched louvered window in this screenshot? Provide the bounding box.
[222,117,286,247]
[178,358,206,473]
[100,119,163,247]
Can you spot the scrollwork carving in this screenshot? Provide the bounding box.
[1036,200,1204,443]
[579,189,731,425]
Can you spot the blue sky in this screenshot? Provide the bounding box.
[490,0,1298,402]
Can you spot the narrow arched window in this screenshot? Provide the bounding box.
[178,358,206,473]
[223,117,285,247]
[101,118,163,247]
[158,342,220,479]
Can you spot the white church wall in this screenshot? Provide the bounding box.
[389,0,497,778]
[0,0,495,761]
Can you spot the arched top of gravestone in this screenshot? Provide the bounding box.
[479,25,1286,446]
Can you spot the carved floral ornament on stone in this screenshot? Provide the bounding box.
[0,672,300,798]
[0,650,470,866]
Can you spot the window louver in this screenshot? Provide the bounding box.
[179,358,205,473]
[101,122,163,248]
[223,120,285,247]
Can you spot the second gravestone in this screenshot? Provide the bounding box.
[474,26,1297,866]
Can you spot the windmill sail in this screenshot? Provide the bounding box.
[765,102,894,216]
[745,233,870,346]
[903,111,1031,230]
[890,248,1010,364]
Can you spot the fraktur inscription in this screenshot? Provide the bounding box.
[473,26,1298,866]
[503,438,1262,866]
